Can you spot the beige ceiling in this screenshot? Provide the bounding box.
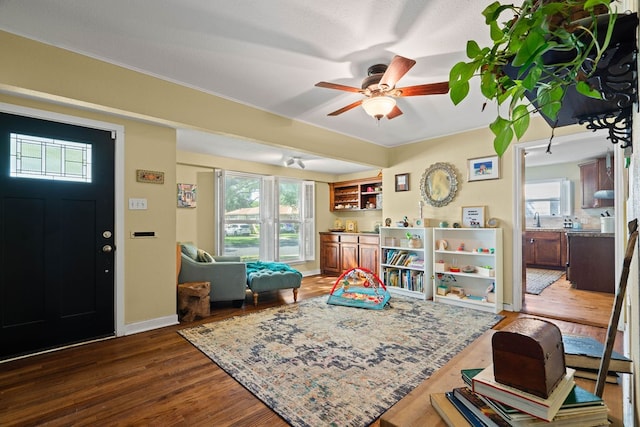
[0,0,612,172]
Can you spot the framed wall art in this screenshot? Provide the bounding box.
[136,169,164,184]
[177,183,197,208]
[461,206,485,228]
[467,155,500,182]
[395,173,409,192]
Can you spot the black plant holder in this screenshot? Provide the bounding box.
[510,13,639,153]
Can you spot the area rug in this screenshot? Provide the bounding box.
[179,296,503,426]
[526,268,565,295]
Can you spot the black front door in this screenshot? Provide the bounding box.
[0,112,115,359]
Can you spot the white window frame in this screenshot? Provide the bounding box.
[215,169,315,263]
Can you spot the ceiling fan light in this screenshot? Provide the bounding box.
[362,96,396,120]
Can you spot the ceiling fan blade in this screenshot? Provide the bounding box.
[386,105,403,120]
[395,82,449,97]
[327,99,363,116]
[379,55,416,89]
[315,81,362,93]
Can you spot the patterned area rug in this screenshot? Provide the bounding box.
[179,296,503,426]
[526,268,565,295]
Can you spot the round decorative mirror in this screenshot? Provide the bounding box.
[420,162,458,207]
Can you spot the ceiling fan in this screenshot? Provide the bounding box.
[315,55,449,121]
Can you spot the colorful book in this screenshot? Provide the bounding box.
[453,387,511,427]
[471,364,576,421]
[430,393,475,427]
[563,334,632,373]
[445,391,488,427]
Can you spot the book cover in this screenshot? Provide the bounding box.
[573,368,619,384]
[430,393,474,427]
[472,364,575,421]
[445,391,487,427]
[563,334,632,373]
[453,387,511,427]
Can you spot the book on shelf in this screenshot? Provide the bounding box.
[563,334,632,374]
[430,393,475,427]
[471,364,576,421]
[452,387,511,427]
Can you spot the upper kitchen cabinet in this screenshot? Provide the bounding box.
[579,156,614,209]
[329,177,382,211]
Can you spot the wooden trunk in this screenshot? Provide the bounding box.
[492,317,566,398]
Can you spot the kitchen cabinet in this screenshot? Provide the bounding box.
[329,177,382,211]
[319,232,379,275]
[579,156,614,209]
[524,230,567,269]
[567,233,614,293]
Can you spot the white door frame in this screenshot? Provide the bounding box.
[0,102,126,337]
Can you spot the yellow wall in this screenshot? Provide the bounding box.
[1,28,631,328]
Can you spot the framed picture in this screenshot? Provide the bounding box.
[136,169,164,184]
[177,183,197,208]
[461,206,485,228]
[395,173,409,192]
[467,155,500,181]
[345,220,357,232]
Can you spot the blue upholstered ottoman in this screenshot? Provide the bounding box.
[246,262,302,306]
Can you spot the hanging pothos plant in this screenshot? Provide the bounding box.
[449,0,617,156]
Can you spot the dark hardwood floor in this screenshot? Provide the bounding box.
[0,274,624,426]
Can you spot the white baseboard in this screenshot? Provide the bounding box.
[300,269,321,276]
[123,314,179,335]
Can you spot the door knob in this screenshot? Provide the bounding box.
[102,245,113,253]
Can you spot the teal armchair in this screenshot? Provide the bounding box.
[178,243,247,307]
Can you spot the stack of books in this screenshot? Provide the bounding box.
[562,334,632,383]
[431,365,609,427]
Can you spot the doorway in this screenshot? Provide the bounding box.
[0,112,116,359]
[515,133,619,326]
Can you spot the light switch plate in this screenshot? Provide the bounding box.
[128,198,148,210]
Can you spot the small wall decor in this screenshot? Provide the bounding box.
[467,155,500,182]
[462,206,486,228]
[177,183,197,208]
[136,169,164,184]
[395,173,409,192]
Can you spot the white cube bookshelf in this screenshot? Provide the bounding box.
[432,228,503,313]
[379,227,433,300]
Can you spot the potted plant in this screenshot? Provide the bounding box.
[449,0,618,156]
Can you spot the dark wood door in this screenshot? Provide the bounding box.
[0,112,115,359]
[340,242,359,272]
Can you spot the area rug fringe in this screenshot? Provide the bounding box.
[179,296,503,427]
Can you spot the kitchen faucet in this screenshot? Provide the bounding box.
[533,212,541,228]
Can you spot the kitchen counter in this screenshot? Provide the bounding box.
[567,233,615,293]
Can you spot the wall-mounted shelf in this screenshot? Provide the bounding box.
[329,177,382,211]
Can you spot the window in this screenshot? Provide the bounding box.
[216,170,314,263]
[10,133,92,182]
[525,179,572,217]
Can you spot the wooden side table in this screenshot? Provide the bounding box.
[177,281,210,322]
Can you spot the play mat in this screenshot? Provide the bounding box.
[327,267,391,310]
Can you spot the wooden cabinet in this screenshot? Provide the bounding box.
[358,235,380,273]
[319,232,379,275]
[567,234,614,293]
[329,177,382,211]
[579,157,614,209]
[524,230,567,269]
